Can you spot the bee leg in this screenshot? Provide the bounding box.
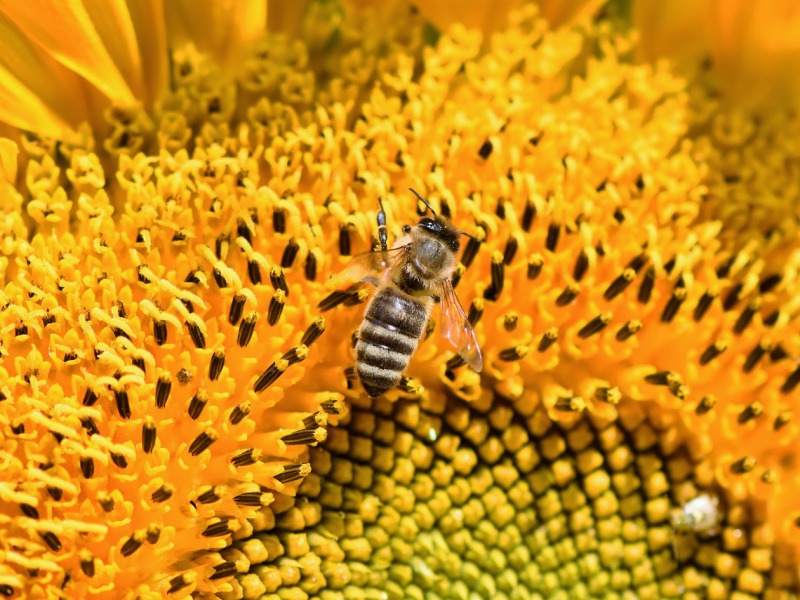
[377,197,388,252]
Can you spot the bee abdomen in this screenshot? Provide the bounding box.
[356,288,428,397]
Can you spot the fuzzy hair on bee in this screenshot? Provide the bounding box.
[321,190,482,398]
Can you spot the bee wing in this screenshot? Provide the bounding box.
[328,244,411,288]
[439,279,483,372]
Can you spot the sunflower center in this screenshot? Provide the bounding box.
[233,394,793,599]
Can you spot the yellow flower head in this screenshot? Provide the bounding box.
[1,1,800,599]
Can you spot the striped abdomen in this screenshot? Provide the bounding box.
[356,286,431,397]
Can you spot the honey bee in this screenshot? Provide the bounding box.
[323,190,482,397]
[670,493,720,561]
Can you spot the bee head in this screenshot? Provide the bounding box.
[417,216,460,252]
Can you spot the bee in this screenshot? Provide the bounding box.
[324,189,482,397]
[670,493,720,561]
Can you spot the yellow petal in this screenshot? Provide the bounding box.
[268,0,308,35]
[124,0,169,105]
[166,0,267,71]
[538,0,606,26]
[411,0,524,36]
[0,13,84,137]
[634,0,800,109]
[0,1,136,106]
[0,138,18,183]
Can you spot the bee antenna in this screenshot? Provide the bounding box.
[409,188,437,216]
[460,231,480,242]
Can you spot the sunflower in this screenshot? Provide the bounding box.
[1,1,799,599]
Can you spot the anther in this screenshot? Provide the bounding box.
[446,355,466,370]
[212,267,227,289]
[737,402,764,425]
[321,398,345,415]
[254,361,287,393]
[202,519,235,537]
[538,328,558,352]
[339,225,352,256]
[80,457,94,478]
[114,389,131,419]
[553,284,579,307]
[238,312,258,347]
[626,252,648,273]
[722,283,743,311]
[483,252,505,301]
[522,200,536,232]
[743,341,769,373]
[154,319,167,345]
[210,562,237,581]
[146,525,160,545]
[573,249,590,281]
[270,266,289,296]
[20,503,38,518]
[595,387,621,404]
[209,348,225,381]
[645,371,679,386]
[555,396,586,412]
[268,290,286,325]
[301,317,327,346]
[282,239,300,268]
[229,292,246,325]
[186,319,205,349]
[694,291,719,321]
[545,223,560,252]
[499,345,529,362]
[604,269,635,301]
[188,390,208,420]
[98,494,114,512]
[771,344,789,362]
[503,312,519,332]
[716,256,735,278]
[188,428,218,456]
[82,388,98,407]
[234,492,269,507]
[142,417,156,454]
[155,372,172,409]
[578,313,612,339]
[273,208,286,233]
[499,234,519,267]
[120,532,145,557]
[39,531,62,552]
[461,233,482,269]
[236,219,252,244]
[168,574,190,594]
[780,365,800,394]
[661,287,687,323]
[282,426,327,445]
[305,250,319,281]
[79,552,95,577]
[132,356,146,374]
[231,448,260,467]
[758,273,781,294]
[451,263,466,288]
[275,463,311,484]
[696,395,716,414]
[111,453,127,468]
[247,258,261,285]
[699,341,727,366]
[734,299,761,334]
[637,266,655,304]
[731,456,756,474]
[774,411,792,430]
[527,254,543,280]
[230,402,250,425]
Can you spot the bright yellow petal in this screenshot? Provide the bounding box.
[537,0,606,26]
[124,0,169,105]
[411,0,524,36]
[634,0,800,109]
[166,0,267,71]
[0,13,85,137]
[268,0,308,35]
[0,1,137,106]
[0,138,18,183]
